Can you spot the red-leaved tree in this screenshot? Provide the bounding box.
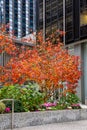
[0,26,81,97]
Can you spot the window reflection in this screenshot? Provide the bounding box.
[80,10,87,26]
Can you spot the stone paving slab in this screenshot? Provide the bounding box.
[6,120,87,130]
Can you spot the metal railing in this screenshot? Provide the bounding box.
[0,99,14,130]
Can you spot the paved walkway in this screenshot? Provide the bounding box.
[7,120,87,130]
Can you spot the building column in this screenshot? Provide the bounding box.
[82,42,87,104]
[33,0,36,32]
[9,0,14,36]
[18,0,22,38]
[74,44,83,102]
[26,0,30,35]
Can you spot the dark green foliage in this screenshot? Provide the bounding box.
[5,100,25,112]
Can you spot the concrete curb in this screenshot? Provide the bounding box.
[0,109,87,129]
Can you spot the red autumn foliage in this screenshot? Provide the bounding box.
[0,26,81,95]
[0,25,19,56]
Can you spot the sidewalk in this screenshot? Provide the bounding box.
[7,120,87,130]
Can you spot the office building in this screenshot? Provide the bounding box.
[0,0,36,38]
[37,0,59,36]
[37,0,87,43]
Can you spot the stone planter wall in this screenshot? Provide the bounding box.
[0,109,87,129]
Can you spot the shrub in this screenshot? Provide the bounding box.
[0,83,44,112]
[0,85,20,99]
[20,83,44,111]
[0,102,6,114]
[58,92,80,108]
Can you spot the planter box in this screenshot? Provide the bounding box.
[0,109,87,129]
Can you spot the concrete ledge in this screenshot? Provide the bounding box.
[0,109,87,129]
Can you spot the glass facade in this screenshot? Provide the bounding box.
[5,0,9,24]
[0,0,36,38]
[37,0,87,44]
[37,0,58,35]
[1,0,87,40]
[57,0,74,43]
[37,0,73,42]
[80,0,87,39]
[46,0,58,34]
[65,0,73,43]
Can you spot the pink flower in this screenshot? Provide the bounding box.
[71,104,80,107]
[5,107,10,113]
[43,102,57,107]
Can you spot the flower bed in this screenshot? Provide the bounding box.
[0,109,87,129]
[0,85,81,113]
[0,84,84,129]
